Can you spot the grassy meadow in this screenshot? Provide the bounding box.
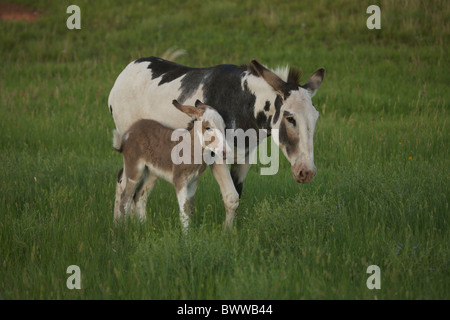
[0,0,449,299]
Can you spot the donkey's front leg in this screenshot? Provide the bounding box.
[210,163,239,229]
[230,147,257,198]
[230,163,252,198]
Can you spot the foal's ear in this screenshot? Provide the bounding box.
[172,100,182,108]
[195,99,204,107]
[302,68,325,98]
[172,100,202,119]
[195,99,219,113]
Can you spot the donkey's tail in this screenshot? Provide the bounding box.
[161,46,186,61]
[112,129,123,153]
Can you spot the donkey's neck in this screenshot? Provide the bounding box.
[242,72,283,134]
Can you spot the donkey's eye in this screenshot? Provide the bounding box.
[206,127,212,131]
[286,117,296,126]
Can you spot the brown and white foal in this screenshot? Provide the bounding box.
[112,100,228,230]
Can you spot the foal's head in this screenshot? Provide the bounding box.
[172,100,230,159]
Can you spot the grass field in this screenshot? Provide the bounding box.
[0,0,449,299]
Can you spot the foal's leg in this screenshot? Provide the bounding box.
[119,179,139,218]
[114,168,126,221]
[175,179,199,232]
[114,168,136,221]
[118,165,144,220]
[210,163,239,229]
[134,172,158,222]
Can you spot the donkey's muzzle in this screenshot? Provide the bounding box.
[293,166,316,184]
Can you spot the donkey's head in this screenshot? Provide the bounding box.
[250,60,324,184]
[172,100,231,159]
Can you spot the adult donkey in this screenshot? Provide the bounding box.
[108,57,324,227]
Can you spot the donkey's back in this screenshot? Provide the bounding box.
[110,58,192,132]
[108,57,251,135]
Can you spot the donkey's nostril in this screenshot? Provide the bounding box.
[299,170,309,179]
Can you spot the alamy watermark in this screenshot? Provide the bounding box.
[366,5,381,30]
[67,5,380,31]
[366,265,381,290]
[66,265,81,289]
[170,121,280,175]
[66,5,81,30]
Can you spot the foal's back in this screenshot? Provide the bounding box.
[121,119,176,170]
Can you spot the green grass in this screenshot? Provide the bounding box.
[0,0,449,299]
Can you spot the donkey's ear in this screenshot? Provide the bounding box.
[302,68,325,98]
[250,60,289,96]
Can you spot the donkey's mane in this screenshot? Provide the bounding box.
[242,63,302,86]
[272,65,302,86]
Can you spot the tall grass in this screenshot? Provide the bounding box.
[0,0,448,299]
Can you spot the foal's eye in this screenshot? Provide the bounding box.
[286,117,296,126]
[206,127,212,131]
